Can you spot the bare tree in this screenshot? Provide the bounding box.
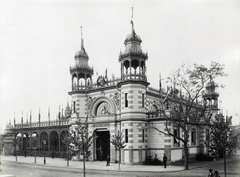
[62,132,72,167]
[70,115,93,177]
[30,135,40,163]
[110,130,126,170]
[151,62,226,170]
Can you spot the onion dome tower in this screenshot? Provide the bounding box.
[203,76,219,118]
[70,27,94,90]
[119,9,148,82]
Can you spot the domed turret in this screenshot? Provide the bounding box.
[119,16,148,82]
[4,121,14,134]
[70,27,94,91]
[203,76,219,118]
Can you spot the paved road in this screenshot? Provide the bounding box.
[0,155,239,177]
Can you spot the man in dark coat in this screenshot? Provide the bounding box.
[163,154,167,168]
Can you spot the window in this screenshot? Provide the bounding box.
[174,129,178,143]
[174,129,180,147]
[125,93,128,107]
[142,129,145,143]
[142,93,144,108]
[73,101,76,113]
[205,129,209,146]
[125,129,128,143]
[191,129,196,145]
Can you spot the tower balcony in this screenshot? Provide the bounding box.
[72,77,122,91]
[121,73,147,81]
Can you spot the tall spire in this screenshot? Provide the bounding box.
[14,112,16,126]
[130,7,136,37]
[159,73,162,94]
[81,26,86,53]
[26,112,28,123]
[38,108,41,122]
[30,109,32,123]
[21,111,23,124]
[48,107,50,122]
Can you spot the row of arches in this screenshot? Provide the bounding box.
[72,73,92,90]
[203,98,218,109]
[121,59,146,76]
[15,130,69,152]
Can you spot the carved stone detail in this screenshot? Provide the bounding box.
[110,92,120,110]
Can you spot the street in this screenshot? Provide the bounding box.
[0,155,239,177]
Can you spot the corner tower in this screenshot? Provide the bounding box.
[69,27,93,119]
[119,19,148,81]
[203,78,219,119]
[118,11,149,120]
[70,27,94,91]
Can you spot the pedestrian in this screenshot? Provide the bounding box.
[24,150,27,157]
[214,170,220,177]
[163,154,167,168]
[52,150,54,159]
[208,169,214,177]
[106,154,110,166]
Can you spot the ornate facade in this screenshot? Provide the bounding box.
[3,18,220,164]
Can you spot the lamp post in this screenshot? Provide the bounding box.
[43,140,46,164]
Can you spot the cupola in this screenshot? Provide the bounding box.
[70,27,94,91]
[119,8,148,82]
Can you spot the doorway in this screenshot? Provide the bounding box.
[95,130,110,161]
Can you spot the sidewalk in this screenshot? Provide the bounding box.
[1,155,184,172]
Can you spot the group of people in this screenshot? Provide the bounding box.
[208,169,220,177]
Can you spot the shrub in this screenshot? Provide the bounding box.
[144,154,163,165]
[195,153,214,161]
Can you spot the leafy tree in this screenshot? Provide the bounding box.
[206,114,240,177]
[110,130,126,170]
[30,136,40,163]
[62,132,72,167]
[70,115,93,177]
[151,62,225,170]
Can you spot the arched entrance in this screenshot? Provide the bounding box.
[95,129,110,161]
[50,131,59,151]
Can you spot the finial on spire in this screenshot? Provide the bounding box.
[132,7,134,19]
[81,26,83,38]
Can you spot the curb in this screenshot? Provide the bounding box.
[1,159,185,173]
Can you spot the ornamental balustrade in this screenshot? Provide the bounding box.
[14,120,69,129]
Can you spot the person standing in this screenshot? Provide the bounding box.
[24,150,27,157]
[214,170,220,177]
[52,150,54,159]
[208,169,214,177]
[163,154,167,168]
[106,154,110,166]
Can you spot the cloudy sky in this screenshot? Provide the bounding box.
[0,0,240,132]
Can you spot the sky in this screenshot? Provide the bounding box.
[0,0,240,132]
